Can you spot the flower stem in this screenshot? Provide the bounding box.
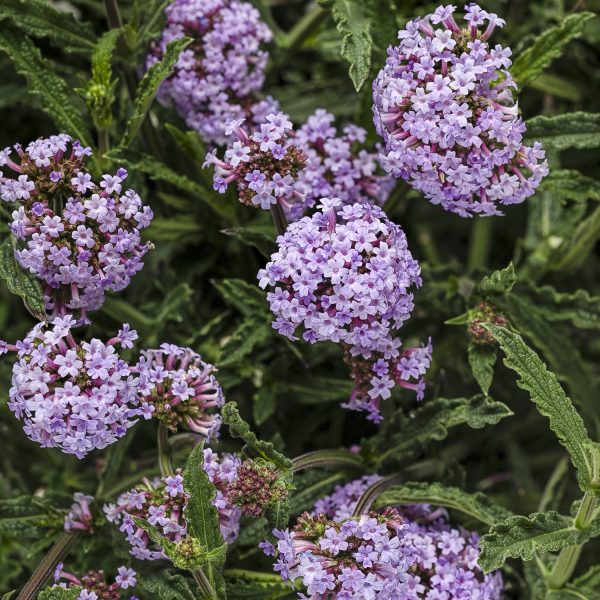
[547,492,598,589]
[191,569,218,600]
[98,129,110,155]
[157,422,175,476]
[352,474,403,517]
[282,5,328,51]
[291,449,365,473]
[467,217,492,272]
[16,532,81,600]
[271,203,288,236]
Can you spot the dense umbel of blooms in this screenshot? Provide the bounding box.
[289,109,395,220]
[53,562,137,600]
[258,199,425,419]
[148,0,275,145]
[4,317,140,458]
[136,344,224,439]
[0,135,153,321]
[310,476,504,599]
[104,449,242,560]
[204,113,306,210]
[372,3,548,217]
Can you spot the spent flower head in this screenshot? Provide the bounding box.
[52,563,137,599]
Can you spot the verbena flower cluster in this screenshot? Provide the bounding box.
[65,492,95,532]
[265,507,413,598]
[204,113,306,210]
[6,317,140,458]
[258,199,428,419]
[290,109,395,220]
[310,476,504,599]
[136,344,224,439]
[0,135,153,321]
[372,3,548,217]
[149,0,276,145]
[53,562,137,600]
[104,449,242,559]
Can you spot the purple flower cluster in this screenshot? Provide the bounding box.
[290,109,395,220]
[258,199,427,419]
[372,3,548,217]
[104,449,241,560]
[0,135,153,322]
[265,508,413,599]
[65,492,95,532]
[204,113,306,210]
[149,0,276,145]
[7,317,140,458]
[311,476,504,599]
[136,344,224,439]
[53,562,137,600]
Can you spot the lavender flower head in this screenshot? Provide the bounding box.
[136,344,224,439]
[148,0,276,145]
[104,449,242,560]
[0,135,153,322]
[53,562,137,599]
[258,199,427,419]
[310,476,504,599]
[372,3,548,217]
[290,109,395,220]
[204,113,306,210]
[266,508,413,599]
[6,317,141,458]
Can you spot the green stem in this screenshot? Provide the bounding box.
[98,129,110,155]
[467,217,493,272]
[192,569,218,600]
[291,449,365,473]
[352,474,403,517]
[271,203,288,236]
[157,422,175,476]
[547,492,598,589]
[16,532,81,600]
[282,5,328,51]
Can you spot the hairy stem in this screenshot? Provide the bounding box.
[352,474,403,517]
[192,568,218,600]
[291,449,365,473]
[271,203,288,236]
[16,532,81,600]
[157,422,175,476]
[547,492,598,589]
[467,217,492,272]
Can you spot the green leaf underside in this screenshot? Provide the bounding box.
[468,343,497,396]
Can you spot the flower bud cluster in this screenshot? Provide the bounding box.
[53,563,137,600]
[372,3,548,216]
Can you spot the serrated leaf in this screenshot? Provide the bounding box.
[183,442,226,598]
[374,482,512,526]
[541,169,600,202]
[0,236,46,321]
[0,31,91,146]
[477,263,516,294]
[366,395,512,468]
[122,37,191,147]
[511,12,594,88]
[212,279,268,317]
[468,343,497,396]
[0,494,65,537]
[221,402,292,471]
[319,0,372,91]
[139,571,198,600]
[487,325,600,494]
[221,228,277,258]
[479,511,589,573]
[37,587,82,600]
[525,112,600,150]
[0,0,96,55]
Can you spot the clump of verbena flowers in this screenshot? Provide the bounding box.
[372,3,548,216]
[149,0,277,145]
[0,135,153,323]
[135,343,224,439]
[258,198,431,421]
[104,448,242,559]
[52,562,137,600]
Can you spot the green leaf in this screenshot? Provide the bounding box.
[0,0,96,55]
[487,325,600,494]
[183,442,227,598]
[122,37,191,147]
[0,494,65,537]
[479,511,589,573]
[551,204,600,270]
[38,587,82,600]
[319,0,372,91]
[221,402,293,471]
[2,592,15,600]
[511,12,594,88]
[221,227,277,258]
[0,236,46,322]
[225,571,294,600]
[468,343,497,396]
[219,319,272,366]
[525,112,600,150]
[477,263,516,294]
[212,279,268,317]
[366,395,513,468]
[573,565,600,590]
[374,482,512,526]
[253,386,277,426]
[139,571,198,600]
[548,587,600,600]
[541,169,600,202]
[0,30,91,145]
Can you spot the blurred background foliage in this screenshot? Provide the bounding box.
[1,0,600,597]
